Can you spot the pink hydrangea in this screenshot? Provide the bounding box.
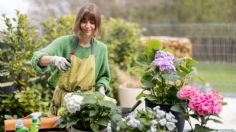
[188,92,223,116]
[177,85,199,100]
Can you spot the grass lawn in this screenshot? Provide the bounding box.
[195,62,236,93]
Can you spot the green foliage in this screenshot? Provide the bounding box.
[116,107,177,131]
[1,11,41,86]
[100,17,144,70]
[136,40,198,104]
[40,15,75,45]
[0,11,144,130]
[58,92,121,131]
[0,11,52,131]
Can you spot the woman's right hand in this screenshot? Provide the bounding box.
[51,56,71,72]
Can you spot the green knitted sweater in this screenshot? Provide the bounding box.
[31,35,111,93]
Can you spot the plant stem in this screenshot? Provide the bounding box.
[186,108,194,131]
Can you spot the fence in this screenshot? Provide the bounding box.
[143,23,236,63]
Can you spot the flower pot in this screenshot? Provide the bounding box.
[70,127,107,132]
[117,86,144,108]
[145,99,185,132]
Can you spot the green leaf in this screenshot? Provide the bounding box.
[100,100,116,108]
[82,96,97,104]
[145,39,162,55]
[170,105,185,113]
[208,118,223,124]
[89,110,98,117]
[143,81,155,88]
[144,94,156,101]
[190,113,199,121]
[162,73,180,81]
[144,39,162,62]
[111,114,122,122]
[97,117,109,126]
[136,91,145,100]
[136,54,149,65]
[194,124,213,132]
[185,57,196,68]
[90,123,99,132]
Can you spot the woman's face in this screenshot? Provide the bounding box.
[80,17,96,37]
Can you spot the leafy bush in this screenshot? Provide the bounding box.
[0,11,52,131]
[100,17,144,70]
[0,12,144,130]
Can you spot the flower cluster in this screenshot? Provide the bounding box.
[177,85,199,100]
[63,93,83,114]
[151,50,175,71]
[137,40,197,104]
[177,85,225,131]
[117,106,177,132]
[57,92,121,131]
[178,85,223,116]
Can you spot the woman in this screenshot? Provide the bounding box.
[31,3,110,115]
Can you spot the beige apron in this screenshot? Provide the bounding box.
[50,42,95,115]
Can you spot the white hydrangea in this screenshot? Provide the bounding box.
[156,110,166,118]
[159,118,167,126]
[166,112,177,123]
[150,125,157,132]
[107,123,112,132]
[166,122,176,131]
[151,120,158,125]
[153,106,160,111]
[127,117,140,127]
[127,111,137,119]
[64,93,84,114]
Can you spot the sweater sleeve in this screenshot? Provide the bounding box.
[96,46,111,94]
[31,36,65,74]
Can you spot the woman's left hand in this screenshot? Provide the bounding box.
[98,86,105,95]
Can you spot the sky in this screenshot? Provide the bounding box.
[0,0,29,30]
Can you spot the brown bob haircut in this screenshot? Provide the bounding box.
[73,3,101,37]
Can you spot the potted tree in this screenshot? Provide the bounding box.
[136,39,198,132]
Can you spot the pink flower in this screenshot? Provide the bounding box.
[177,85,199,100]
[188,92,223,116]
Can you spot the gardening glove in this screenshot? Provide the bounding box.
[51,56,71,72]
[98,86,105,95]
[104,95,117,104]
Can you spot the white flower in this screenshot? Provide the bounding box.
[127,111,137,119]
[64,93,84,114]
[150,125,157,132]
[107,123,112,132]
[151,120,158,125]
[156,110,166,118]
[104,96,117,104]
[166,112,175,122]
[127,118,140,127]
[153,106,160,111]
[166,122,176,131]
[159,119,167,126]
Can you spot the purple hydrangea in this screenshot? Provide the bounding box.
[151,50,175,71]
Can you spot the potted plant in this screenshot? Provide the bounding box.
[136,39,198,131]
[57,91,121,132]
[116,106,177,132]
[176,85,226,132]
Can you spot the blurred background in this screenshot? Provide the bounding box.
[0,0,236,131]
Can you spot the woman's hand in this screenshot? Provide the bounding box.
[51,56,71,72]
[98,86,105,95]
